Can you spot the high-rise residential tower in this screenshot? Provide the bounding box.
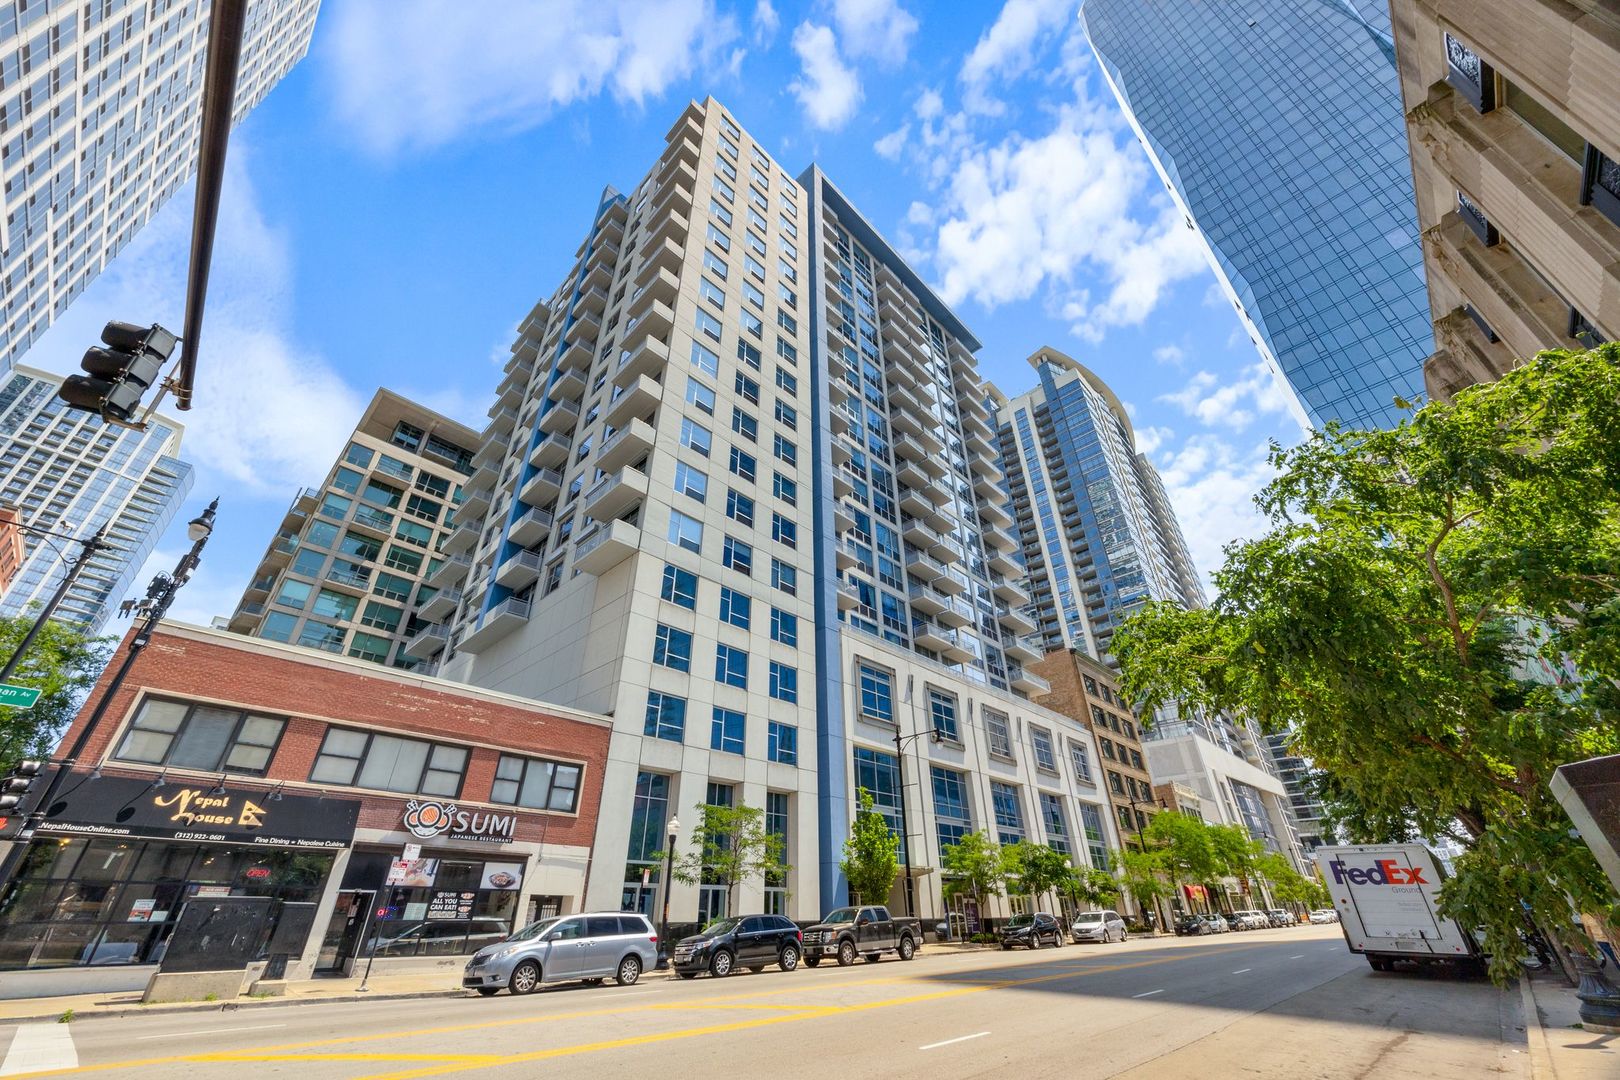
[993,348,1203,659]
[0,365,192,631]
[0,0,321,368]
[1265,732,1332,851]
[432,98,1120,925]
[1082,0,1434,431]
[1389,0,1618,399]
[225,389,477,670]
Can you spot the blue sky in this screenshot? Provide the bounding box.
[23,0,1304,625]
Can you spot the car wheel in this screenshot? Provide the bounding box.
[780,944,801,971]
[837,940,857,966]
[804,956,820,967]
[476,988,500,997]
[710,950,735,978]
[677,971,699,980]
[509,960,541,995]
[898,936,915,961]
[616,955,642,986]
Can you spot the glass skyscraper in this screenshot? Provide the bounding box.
[1082,0,1432,431]
[0,365,192,631]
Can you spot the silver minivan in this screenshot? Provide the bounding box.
[463,912,658,995]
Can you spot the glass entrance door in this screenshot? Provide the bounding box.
[316,890,374,973]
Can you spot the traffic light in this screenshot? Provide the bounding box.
[58,321,178,423]
[0,759,43,814]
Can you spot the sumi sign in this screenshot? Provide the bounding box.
[401,800,515,844]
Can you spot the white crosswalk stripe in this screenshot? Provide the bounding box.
[0,1022,78,1076]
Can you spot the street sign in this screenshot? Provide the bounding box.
[0,683,40,709]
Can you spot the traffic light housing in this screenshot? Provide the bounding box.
[0,758,43,814]
[58,321,178,423]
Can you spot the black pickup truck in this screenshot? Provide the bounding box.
[801,905,921,966]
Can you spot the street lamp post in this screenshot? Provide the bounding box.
[7,500,216,852]
[1127,794,1171,932]
[891,716,941,921]
[0,524,108,684]
[658,814,681,967]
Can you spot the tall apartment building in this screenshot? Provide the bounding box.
[1264,732,1332,851]
[0,0,321,368]
[993,348,1203,659]
[431,98,1121,925]
[0,365,191,631]
[225,389,477,670]
[1082,0,1434,431]
[1391,0,1619,399]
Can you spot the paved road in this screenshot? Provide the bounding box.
[0,925,1526,1079]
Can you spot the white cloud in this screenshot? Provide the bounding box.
[1157,362,1300,433]
[1134,424,1174,455]
[790,22,863,130]
[324,0,738,155]
[830,0,918,61]
[873,125,909,159]
[1157,435,1283,597]
[959,0,1073,114]
[1153,344,1186,367]
[753,0,781,44]
[931,106,1209,340]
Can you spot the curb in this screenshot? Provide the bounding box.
[1519,974,1556,1079]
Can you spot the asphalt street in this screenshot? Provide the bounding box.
[0,925,1526,1079]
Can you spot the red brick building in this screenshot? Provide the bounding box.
[0,621,613,997]
[0,506,24,596]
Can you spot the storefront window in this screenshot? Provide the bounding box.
[340,851,524,958]
[0,840,335,971]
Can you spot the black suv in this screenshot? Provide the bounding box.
[672,914,802,978]
[1174,914,1211,936]
[1000,912,1064,949]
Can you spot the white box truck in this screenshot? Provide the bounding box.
[1317,843,1485,973]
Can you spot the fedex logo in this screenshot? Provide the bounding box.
[1329,858,1428,886]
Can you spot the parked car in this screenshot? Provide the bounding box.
[462,912,657,995]
[1266,909,1295,929]
[1174,914,1211,936]
[1070,909,1128,944]
[1000,912,1064,949]
[1201,913,1231,933]
[671,914,802,978]
[1309,908,1341,924]
[801,905,920,966]
[1230,910,1270,931]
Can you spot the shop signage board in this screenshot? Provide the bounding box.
[386,858,439,887]
[402,799,516,844]
[426,891,477,920]
[31,773,361,848]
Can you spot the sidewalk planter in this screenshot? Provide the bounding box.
[1575,958,1620,1035]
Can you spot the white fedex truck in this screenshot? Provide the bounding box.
[1317,843,1485,973]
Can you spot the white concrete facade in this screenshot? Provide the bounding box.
[1144,732,1304,870]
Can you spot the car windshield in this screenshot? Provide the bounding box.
[506,917,561,943]
[700,918,741,936]
[1074,913,1105,924]
[821,908,857,924]
[1007,915,1034,928]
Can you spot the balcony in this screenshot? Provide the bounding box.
[931,533,963,565]
[836,580,861,611]
[614,333,670,388]
[551,364,588,401]
[894,435,946,477]
[507,506,554,548]
[635,236,685,288]
[258,533,299,570]
[442,519,481,555]
[988,550,1024,578]
[833,470,854,500]
[907,582,947,616]
[227,601,266,632]
[935,570,970,596]
[483,405,518,442]
[971,456,1006,486]
[559,337,593,373]
[349,505,394,537]
[598,417,655,471]
[905,549,945,581]
[831,440,852,467]
[496,378,524,411]
[835,536,862,571]
[828,402,854,437]
[471,438,502,470]
[582,252,613,293]
[657,134,699,183]
[888,404,923,438]
[427,553,472,589]
[583,467,649,521]
[913,620,955,655]
[997,605,1038,636]
[468,458,499,492]
[896,457,931,492]
[980,501,1015,530]
[635,265,680,309]
[1009,665,1050,695]
[460,596,531,653]
[418,588,462,623]
[575,283,610,317]
[495,549,544,589]
[519,467,564,507]
[1002,634,1044,664]
[983,523,1019,554]
[540,398,581,436]
[459,486,492,520]
[401,622,450,660]
[937,594,976,629]
[243,574,275,599]
[642,210,690,256]
[974,472,1008,501]
[913,425,946,457]
[833,504,856,534]
[606,373,661,429]
[279,488,318,533]
[576,518,641,575]
[649,176,694,222]
[529,432,571,470]
[902,515,941,551]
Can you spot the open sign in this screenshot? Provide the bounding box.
[244,867,272,880]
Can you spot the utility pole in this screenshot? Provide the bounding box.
[0,524,108,685]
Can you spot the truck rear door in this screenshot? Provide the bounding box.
[1321,845,1471,958]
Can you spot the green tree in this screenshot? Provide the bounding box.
[1142,811,1221,906]
[1116,846,1175,914]
[672,801,788,916]
[0,613,110,771]
[1000,841,1073,902]
[1113,345,1620,983]
[1068,865,1122,908]
[839,788,899,906]
[940,830,1004,915]
[1208,824,1264,900]
[1254,851,1313,908]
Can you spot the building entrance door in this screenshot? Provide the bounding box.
[316,889,375,973]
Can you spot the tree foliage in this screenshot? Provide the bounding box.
[0,613,110,771]
[1070,865,1122,908]
[1113,346,1620,982]
[840,788,899,906]
[672,800,788,913]
[940,830,1004,910]
[1000,841,1073,900]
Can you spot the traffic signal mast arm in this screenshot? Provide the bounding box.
[56,321,180,431]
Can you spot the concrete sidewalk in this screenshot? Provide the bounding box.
[1521,972,1618,1080]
